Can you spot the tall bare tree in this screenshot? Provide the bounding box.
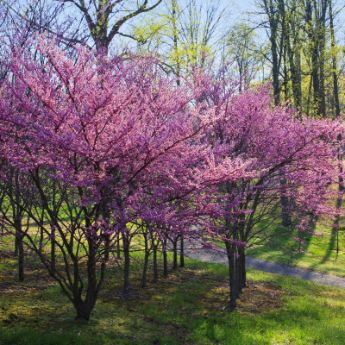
[59,0,162,53]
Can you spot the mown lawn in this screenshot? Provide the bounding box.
[1,249,345,345]
[248,219,345,278]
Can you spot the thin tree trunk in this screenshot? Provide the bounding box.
[163,239,168,277]
[123,235,130,297]
[173,239,178,269]
[16,229,24,282]
[74,299,93,321]
[38,227,44,253]
[317,1,327,117]
[287,19,302,108]
[329,0,340,118]
[14,234,18,256]
[172,0,181,86]
[306,75,313,115]
[332,156,344,255]
[74,239,98,321]
[329,0,342,255]
[180,234,185,268]
[141,233,149,288]
[116,232,121,259]
[51,225,56,276]
[271,35,280,106]
[226,243,239,310]
[238,247,246,291]
[318,38,326,116]
[152,242,158,283]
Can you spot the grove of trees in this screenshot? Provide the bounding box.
[0,0,345,323]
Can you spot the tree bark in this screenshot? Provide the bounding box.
[74,299,93,321]
[329,0,340,118]
[116,232,121,259]
[152,242,158,283]
[226,242,239,310]
[50,225,56,276]
[332,155,344,254]
[15,229,24,282]
[180,234,185,268]
[238,247,246,291]
[141,233,149,288]
[122,235,130,297]
[162,239,168,276]
[172,239,178,269]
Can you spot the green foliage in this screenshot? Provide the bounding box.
[132,19,166,45]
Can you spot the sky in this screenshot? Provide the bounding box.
[228,0,258,17]
[23,0,344,50]
[218,0,345,41]
[218,0,267,42]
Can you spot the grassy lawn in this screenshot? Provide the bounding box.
[248,219,345,278]
[1,249,345,345]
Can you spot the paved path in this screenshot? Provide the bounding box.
[185,240,345,289]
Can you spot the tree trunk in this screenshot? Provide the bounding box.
[163,239,168,277]
[123,236,130,297]
[17,232,24,282]
[329,0,340,118]
[14,215,24,281]
[265,1,292,225]
[51,226,56,276]
[116,232,121,259]
[172,0,181,86]
[14,234,18,256]
[226,243,239,310]
[74,300,93,321]
[173,239,178,269]
[287,23,302,108]
[180,234,185,268]
[332,156,344,255]
[152,242,158,283]
[329,0,342,254]
[318,38,326,116]
[317,1,327,117]
[74,238,98,321]
[141,233,149,288]
[238,247,246,291]
[271,34,280,106]
[38,227,44,253]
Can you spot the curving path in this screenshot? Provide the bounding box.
[185,240,345,289]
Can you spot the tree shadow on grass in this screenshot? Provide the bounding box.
[2,256,345,345]
[0,258,280,345]
[318,217,345,265]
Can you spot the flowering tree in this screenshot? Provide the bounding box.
[196,80,342,309]
[1,34,343,321]
[0,37,249,319]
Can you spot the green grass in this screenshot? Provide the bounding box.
[247,220,345,278]
[1,250,345,345]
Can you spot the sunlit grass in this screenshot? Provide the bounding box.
[248,219,345,277]
[1,250,345,345]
